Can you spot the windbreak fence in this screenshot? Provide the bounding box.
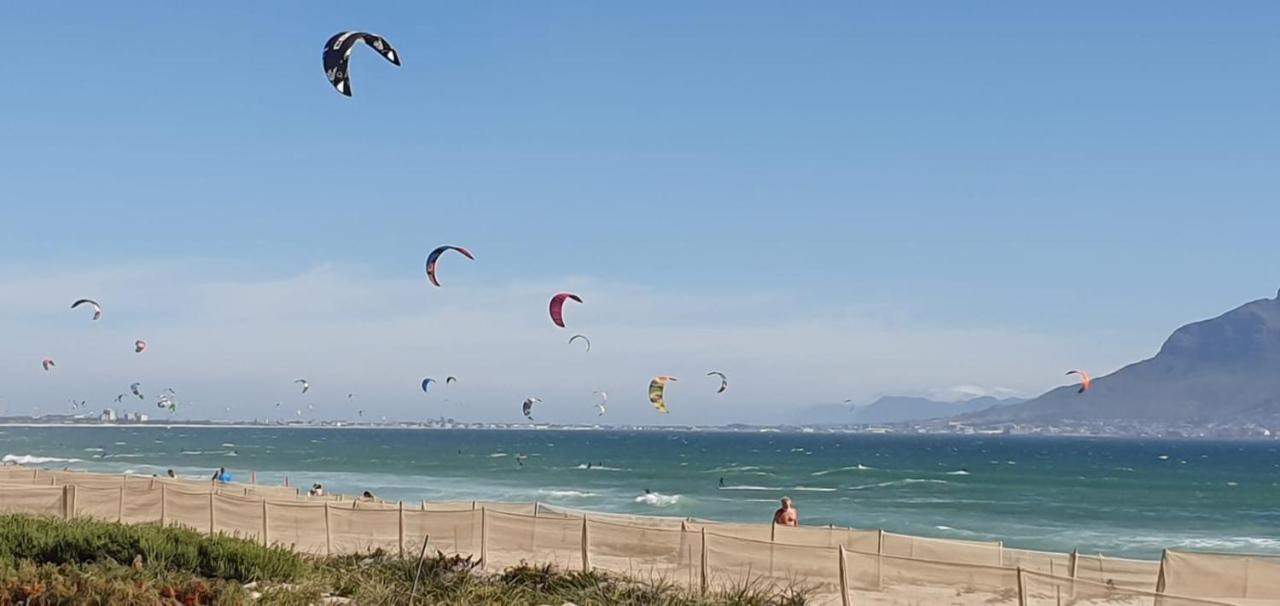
[0,465,1273,605]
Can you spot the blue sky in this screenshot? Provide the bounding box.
[1,2,1277,423]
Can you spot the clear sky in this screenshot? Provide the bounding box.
[1,2,1277,424]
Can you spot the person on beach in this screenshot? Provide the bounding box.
[773,496,798,527]
[309,484,325,497]
[167,469,176,478]
[360,490,375,501]
[212,467,230,483]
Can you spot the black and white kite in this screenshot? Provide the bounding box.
[323,32,400,97]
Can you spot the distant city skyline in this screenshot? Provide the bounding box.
[1,3,1277,423]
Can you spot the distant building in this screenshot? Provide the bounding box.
[99,409,117,423]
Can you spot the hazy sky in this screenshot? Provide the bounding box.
[1,2,1277,424]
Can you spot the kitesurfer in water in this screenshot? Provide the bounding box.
[718,477,725,488]
[773,497,798,527]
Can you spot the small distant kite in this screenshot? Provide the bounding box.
[1066,370,1091,394]
[114,394,125,404]
[130,382,144,400]
[549,292,582,328]
[295,379,310,394]
[593,390,608,416]
[421,378,435,393]
[358,409,364,417]
[134,340,147,354]
[446,376,457,385]
[569,334,591,352]
[522,397,541,420]
[323,32,401,97]
[425,246,474,287]
[649,376,677,414]
[71,299,101,321]
[706,371,728,393]
[41,359,55,371]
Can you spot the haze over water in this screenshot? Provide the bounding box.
[4,426,1277,560]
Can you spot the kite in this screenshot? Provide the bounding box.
[134,340,147,354]
[323,32,400,97]
[41,359,55,371]
[593,391,608,416]
[421,378,435,393]
[71,299,101,320]
[425,246,474,287]
[358,409,364,417]
[130,382,144,399]
[706,371,728,393]
[522,397,541,420]
[549,292,582,328]
[648,376,677,414]
[114,394,125,404]
[1066,370,1091,394]
[446,376,457,385]
[295,379,310,394]
[569,334,591,352]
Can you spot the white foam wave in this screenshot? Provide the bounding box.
[718,485,779,491]
[848,479,948,491]
[945,470,970,476]
[574,464,626,471]
[810,465,873,476]
[634,493,681,507]
[489,453,509,458]
[539,490,599,499]
[792,486,837,492]
[3,454,82,465]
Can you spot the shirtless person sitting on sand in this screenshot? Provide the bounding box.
[773,496,798,526]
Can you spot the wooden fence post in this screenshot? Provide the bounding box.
[209,493,215,535]
[117,486,124,523]
[1069,549,1078,578]
[1016,567,1027,606]
[160,484,167,527]
[480,507,488,571]
[700,528,709,596]
[398,501,406,558]
[876,529,885,590]
[261,500,269,547]
[838,545,850,606]
[1155,549,1169,594]
[324,502,332,556]
[61,485,72,520]
[580,516,590,572]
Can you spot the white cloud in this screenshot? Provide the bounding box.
[0,262,1142,424]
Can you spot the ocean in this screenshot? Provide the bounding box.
[2,426,1276,559]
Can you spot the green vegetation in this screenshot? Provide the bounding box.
[0,514,811,605]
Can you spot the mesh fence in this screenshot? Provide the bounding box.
[2,465,1275,605]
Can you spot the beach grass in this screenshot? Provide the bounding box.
[0,514,812,605]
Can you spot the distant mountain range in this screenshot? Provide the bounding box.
[795,395,1025,425]
[967,290,1280,425]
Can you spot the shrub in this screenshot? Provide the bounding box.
[0,515,304,583]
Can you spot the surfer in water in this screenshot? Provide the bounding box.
[718,477,725,488]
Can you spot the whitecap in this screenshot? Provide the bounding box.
[718,485,780,491]
[945,470,970,476]
[848,479,948,491]
[489,453,509,458]
[635,493,680,507]
[792,486,837,492]
[539,490,599,499]
[810,465,872,476]
[574,464,626,471]
[3,454,82,465]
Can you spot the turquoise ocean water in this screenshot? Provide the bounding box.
[2,427,1276,559]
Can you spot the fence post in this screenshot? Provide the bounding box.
[700,528,709,596]
[1016,567,1027,606]
[999,541,1005,567]
[838,545,850,606]
[117,486,124,523]
[580,516,591,571]
[160,484,167,527]
[61,485,72,520]
[261,500,269,547]
[1155,549,1168,594]
[480,507,488,571]
[876,529,885,590]
[209,493,215,535]
[1068,549,1078,578]
[398,501,406,558]
[324,502,332,556]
